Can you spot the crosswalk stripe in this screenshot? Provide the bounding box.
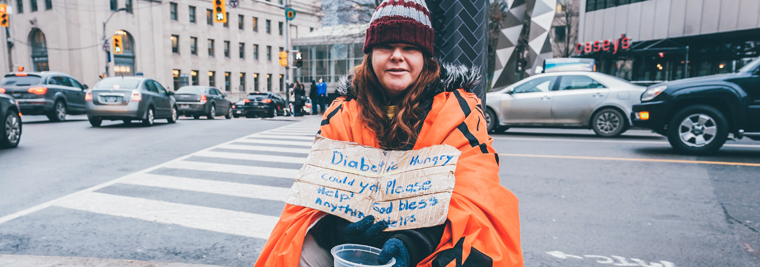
[216,144,311,154]
[260,131,316,136]
[53,192,279,239]
[120,174,290,202]
[193,150,306,164]
[235,139,314,147]
[165,161,300,179]
[249,135,316,141]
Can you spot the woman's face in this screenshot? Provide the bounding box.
[371,43,424,98]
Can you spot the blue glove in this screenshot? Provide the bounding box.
[378,238,409,267]
[337,215,389,244]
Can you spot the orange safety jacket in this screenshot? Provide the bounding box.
[255,66,522,267]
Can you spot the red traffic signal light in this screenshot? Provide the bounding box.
[0,4,8,27]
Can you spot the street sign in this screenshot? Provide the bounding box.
[102,42,109,52]
[229,0,239,8]
[285,8,296,21]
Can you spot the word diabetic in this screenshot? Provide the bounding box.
[331,151,456,173]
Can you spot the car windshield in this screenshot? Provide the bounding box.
[235,100,245,105]
[95,78,142,89]
[1,76,42,86]
[247,95,268,100]
[738,56,760,73]
[176,87,205,94]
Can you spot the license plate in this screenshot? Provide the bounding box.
[181,104,189,108]
[105,97,117,102]
[12,93,21,98]
[236,111,241,114]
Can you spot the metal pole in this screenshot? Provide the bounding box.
[103,22,108,77]
[284,0,291,116]
[684,46,689,78]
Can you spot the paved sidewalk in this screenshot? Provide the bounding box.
[0,254,227,267]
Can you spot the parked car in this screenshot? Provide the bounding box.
[485,72,646,137]
[0,71,87,122]
[86,77,178,127]
[631,56,760,154]
[231,100,246,118]
[174,86,232,119]
[238,92,287,118]
[0,91,21,148]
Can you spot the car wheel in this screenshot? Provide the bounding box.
[47,100,67,122]
[485,108,498,133]
[667,105,728,154]
[1,111,21,148]
[269,108,276,118]
[592,108,626,137]
[225,107,232,119]
[207,105,215,120]
[123,120,131,124]
[168,106,178,123]
[233,115,239,118]
[193,115,200,119]
[89,117,102,127]
[142,108,155,126]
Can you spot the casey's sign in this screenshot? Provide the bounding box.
[576,34,632,55]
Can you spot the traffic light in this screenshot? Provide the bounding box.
[213,0,227,23]
[17,66,23,72]
[294,52,303,68]
[279,51,288,67]
[0,4,9,28]
[113,35,123,54]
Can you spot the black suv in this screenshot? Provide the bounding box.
[0,72,88,122]
[239,92,287,118]
[631,56,760,154]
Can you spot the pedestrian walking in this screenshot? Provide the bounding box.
[291,81,306,116]
[254,0,522,266]
[316,78,327,114]
[309,80,319,115]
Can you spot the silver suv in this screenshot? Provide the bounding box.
[0,72,87,122]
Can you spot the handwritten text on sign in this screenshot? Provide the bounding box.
[286,136,460,231]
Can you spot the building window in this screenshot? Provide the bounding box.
[170,2,177,20]
[238,15,244,30]
[266,20,271,34]
[253,44,259,60]
[191,70,199,85]
[15,0,23,13]
[254,73,259,91]
[310,27,314,32]
[206,9,213,25]
[224,41,230,57]
[125,0,133,13]
[240,72,246,91]
[279,22,283,36]
[208,39,215,57]
[190,37,197,55]
[252,17,258,32]
[45,0,52,10]
[189,6,196,23]
[223,12,229,27]
[279,0,283,4]
[239,43,245,59]
[173,70,181,91]
[30,29,48,71]
[267,46,272,61]
[209,71,216,87]
[586,0,642,12]
[267,74,272,91]
[171,35,179,54]
[554,26,566,43]
[30,0,38,12]
[224,72,231,91]
[110,0,117,11]
[279,74,284,92]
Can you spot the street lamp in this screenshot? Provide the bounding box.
[103,7,127,77]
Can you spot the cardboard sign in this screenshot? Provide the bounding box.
[286,136,460,231]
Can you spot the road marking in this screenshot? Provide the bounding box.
[235,138,314,147]
[120,173,289,202]
[216,144,311,154]
[546,251,674,267]
[165,161,301,178]
[499,153,760,167]
[53,192,280,239]
[492,136,760,148]
[194,150,306,164]
[258,131,316,136]
[249,135,317,141]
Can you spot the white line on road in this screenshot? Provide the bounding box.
[217,144,312,154]
[248,135,316,141]
[53,192,280,239]
[120,173,290,202]
[193,150,307,164]
[165,161,300,179]
[258,131,316,136]
[235,138,314,147]
[492,136,760,148]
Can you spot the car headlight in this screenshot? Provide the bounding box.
[641,85,667,102]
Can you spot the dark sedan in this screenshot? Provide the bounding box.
[238,92,287,118]
[174,86,232,119]
[0,71,87,122]
[231,100,247,118]
[0,91,21,148]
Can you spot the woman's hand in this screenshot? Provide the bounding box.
[378,238,409,267]
[337,215,389,244]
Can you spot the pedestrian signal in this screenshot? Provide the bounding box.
[0,4,8,28]
[279,51,288,67]
[294,52,303,68]
[213,0,227,23]
[112,35,123,54]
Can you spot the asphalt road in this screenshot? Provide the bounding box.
[0,115,758,266]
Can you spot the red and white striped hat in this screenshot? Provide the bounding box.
[363,0,435,56]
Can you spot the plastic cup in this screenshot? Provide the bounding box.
[331,244,396,267]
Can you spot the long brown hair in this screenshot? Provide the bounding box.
[352,53,440,150]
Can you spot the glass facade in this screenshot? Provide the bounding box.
[293,43,364,83]
[586,0,648,12]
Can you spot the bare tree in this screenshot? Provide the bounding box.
[552,0,579,58]
[334,0,380,24]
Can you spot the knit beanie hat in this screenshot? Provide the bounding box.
[363,0,435,56]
